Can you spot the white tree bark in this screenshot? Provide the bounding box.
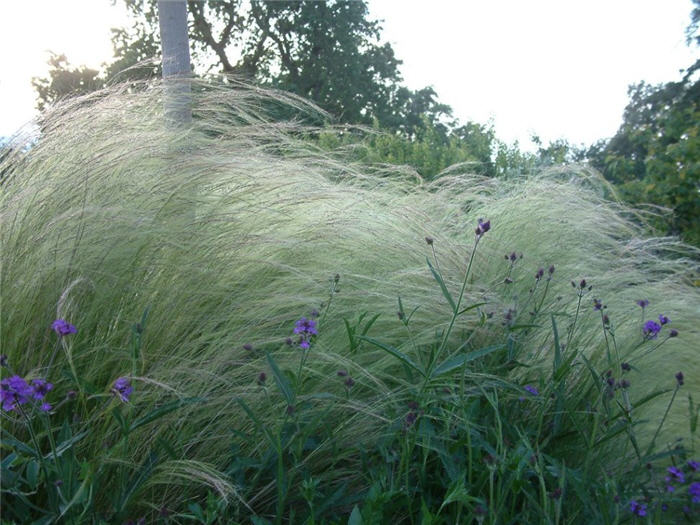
[158,0,192,125]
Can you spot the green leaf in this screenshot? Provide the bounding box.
[1,430,39,457]
[358,336,425,377]
[129,397,205,432]
[427,257,456,312]
[360,313,381,336]
[236,397,275,445]
[348,505,363,525]
[116,451,158,514]
[266,352,295,406]
[456,302,486,316]
[551,315,562,372]
[431,344,504,378]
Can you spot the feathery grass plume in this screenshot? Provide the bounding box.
[1,79,698,516]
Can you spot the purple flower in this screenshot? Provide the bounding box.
[643,320,662,339]
[1,375,33,411]
[337,369,348,377]
[666,466,685,484]
[637,299,649,309]
[676,372,684,386]
[425,236,434,246]
[621,362,631,371]
[535,268,544,280]
[293,316,318,350]
[51,319,77,337]
[524,385,539,396]
[294,317,318,336]
[669,329,679,337]
[689,482,700,503]
[30,378,53,400]
[0,355,7,367]
[658,314,670,325]
[688,460,699,471]
[629,500,647,517]
[257,372,267,385]
[111,377,133,403]
[548,265,555,275]
[40,402,52,412]
[344,377,355,388]
[593,298,603,311]
[475,218,491,236]
[242,343,253,351]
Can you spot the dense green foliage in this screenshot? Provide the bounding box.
[1,83,699,523]
[587,70,700,245]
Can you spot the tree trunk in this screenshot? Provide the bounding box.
[158,0,192,125]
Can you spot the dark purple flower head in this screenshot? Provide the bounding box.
[337,369,348,377]
[40,402,52,412]
[666,466,685,484]
[257,372,267,385]
[620,379,630,389]
[637,299,649,309]
[643,320,662,339]
[688,459,699,471]
[344,377,355,388]
[549,488,562,500]
[535,268,544,280]
[548,265,555,275]
[579,279,587,289]
[293,316,318,350]
[112,377,133,403]
[524,385,539,396]
[689,482,700,503]
[243,343,253,351]
[405,411,418,427]
[593,298,603,311]
[294,317,318,336]
[602,314,610,326]
[509,252,517,262]
[0,355,7,367]
[425,236,434,246]
[51,319,77,337]
[285,337,293,346]
[30,378,53,400]
[475,218,490,237]
[658,314,670,325]
[675,372,684,386]
[621,362,631,372]
[66,390,77,400]
[669,329,679,338]
[1,375,33,411]
[629,500,647,517]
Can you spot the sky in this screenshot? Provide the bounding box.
[1,0,698,149]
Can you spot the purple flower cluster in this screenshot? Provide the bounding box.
[629,500,647,517]
[293,317,318,350]
[643,320,662,339]
[642,313,676,340]
[111,377,133,402]
[690,482,700,503]
[1,375,53,412]
[475,218,491,237]
[51,319,77,337]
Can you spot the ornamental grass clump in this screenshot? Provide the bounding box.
[1,79,699,522]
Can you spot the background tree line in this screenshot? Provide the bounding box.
[29,0,700,245]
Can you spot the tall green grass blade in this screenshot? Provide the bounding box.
[431,345,504,378]
[426,257,456,313]
[266,352,295,406]
[358,335,425,377]
[129,397,206,432]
